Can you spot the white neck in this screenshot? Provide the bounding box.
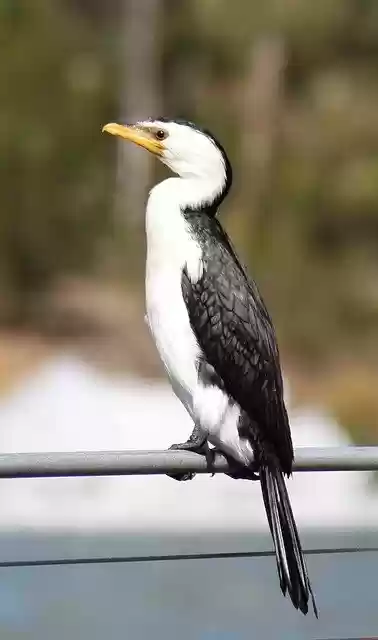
[145,176,217,280]
[150,173,225,212]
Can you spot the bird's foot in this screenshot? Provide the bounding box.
[167,436,215,481]
[210,449,260,481]
[167,439,195,482]
[226,467,260,481]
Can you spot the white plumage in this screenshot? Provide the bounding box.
[144,127,251,465]
[145,179,201,420]
[102,117,318,616]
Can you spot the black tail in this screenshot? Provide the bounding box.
[260,464,318,617]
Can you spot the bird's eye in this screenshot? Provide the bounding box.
[155,129,166,141]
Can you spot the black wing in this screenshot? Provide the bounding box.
[182,217,293,474]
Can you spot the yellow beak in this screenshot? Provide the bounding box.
[102,122,164,156]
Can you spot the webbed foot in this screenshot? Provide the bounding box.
[167,425,214,481]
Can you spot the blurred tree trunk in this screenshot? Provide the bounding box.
[239,35,285,235]
[115,0,162,228]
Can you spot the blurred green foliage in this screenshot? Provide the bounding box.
[2,0,378,438]
[1,0,115,320]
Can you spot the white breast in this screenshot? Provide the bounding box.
[144,178,248,458]
[145,179,203,411]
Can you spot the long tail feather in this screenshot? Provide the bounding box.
[260,465,318,617]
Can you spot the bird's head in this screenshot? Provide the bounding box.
[102,118,232,206]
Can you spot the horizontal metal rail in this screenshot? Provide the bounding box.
[1,546,378,569]
[0,446,376,478]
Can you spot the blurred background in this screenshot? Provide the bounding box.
[1,0,378,638]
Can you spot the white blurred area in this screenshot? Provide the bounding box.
[0,354,376,533]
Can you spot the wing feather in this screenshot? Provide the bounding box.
[182,217,293,473]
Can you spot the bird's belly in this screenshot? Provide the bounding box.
[206,403,255,467]
[146,269,200,407]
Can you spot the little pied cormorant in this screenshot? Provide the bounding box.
[102,118,317,617]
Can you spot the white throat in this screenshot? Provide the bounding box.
[144,176,209,406]
[153,171,225,210]
[146,173,223,268]
[145,177,204,279]
[144,170,226,311]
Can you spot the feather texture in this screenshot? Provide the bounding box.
[140,118,317,616]
[260,465,318,616]
[181,210,317,616]
[182,211,293,473]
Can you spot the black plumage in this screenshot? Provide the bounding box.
[181,209,317,617]
[109,115,318,615]
[182,211,292,472]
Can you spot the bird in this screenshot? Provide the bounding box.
[102,117,317,617]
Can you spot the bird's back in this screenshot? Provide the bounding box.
[183,209,294,475]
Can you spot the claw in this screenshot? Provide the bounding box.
[167,438,215,481]
[168,471,196,482]
[204,446,216,477]
[167,442,197,481]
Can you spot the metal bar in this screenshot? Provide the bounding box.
[0,546,377,569]
[0,446,376,478]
